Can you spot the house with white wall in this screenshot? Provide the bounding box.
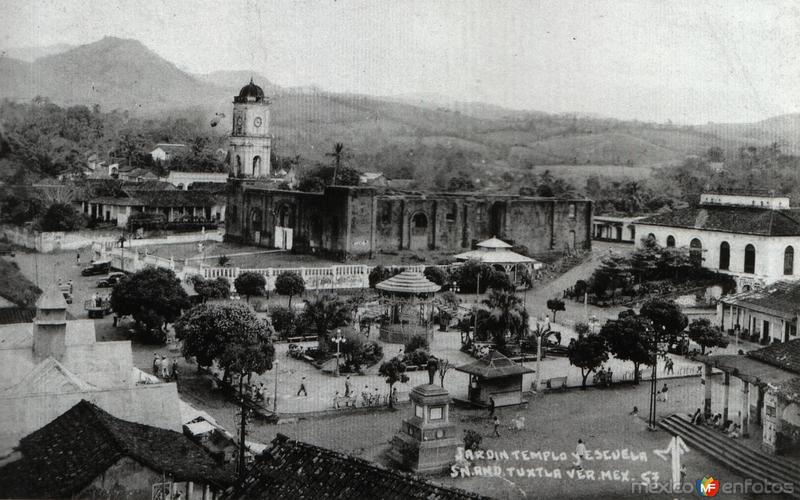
[635,190,800,291]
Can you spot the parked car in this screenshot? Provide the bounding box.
[97,272,126,288]
[81,260,112,276]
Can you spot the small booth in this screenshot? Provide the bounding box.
[387,384,459,474]
[454,237,542,287]
[376,271,440,344]
[455,350,534,407]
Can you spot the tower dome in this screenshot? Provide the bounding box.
[235,78,265,103]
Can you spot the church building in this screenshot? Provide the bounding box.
[224,80,593,259]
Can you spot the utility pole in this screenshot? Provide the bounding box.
[648,325,661,430]
[273,360,279,415]
[237,373,248,484]
[472,272,481,338]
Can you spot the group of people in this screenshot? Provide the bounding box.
[246,382,271,405]
[90,292,109,308]
[689,409,741,438]
[152,354,179,381]
[332,377,398,409]
[593,367,614,387]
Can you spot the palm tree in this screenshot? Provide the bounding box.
[302,293,351,347]
[326,142,344,186]
[479,289,529,351]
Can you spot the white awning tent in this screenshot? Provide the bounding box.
[454,237,543,284]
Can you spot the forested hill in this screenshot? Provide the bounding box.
[1,36,788,173]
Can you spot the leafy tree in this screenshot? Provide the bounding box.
[191,275,230,302]
[301,293,351,346]
[640,298,688,344]
[487,270,514,292]
[274,271,305,307]
[369,265,393,288]
[546,298,565,322]
[456,259,493,294]
[39,203,85,232]
[234,271,266,302]
[688,318,729,355]
[423,266,448,287]
[574,322,590,337]
[600,312,653,384]
[568,334,609,389]
[379,357,409,408]
[269,306,296,339]
[463,429,482,452]
[175,302,274,384]
[218,255,230,267]
[110,267,190,342]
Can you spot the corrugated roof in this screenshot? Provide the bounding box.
[0,400,233,498]
[224,434,489,500]
[455,350,534,379]
[637,206,800,236]
[376,271,440,294]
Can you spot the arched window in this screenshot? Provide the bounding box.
[666,235,675,248]
[719,242,730,270]
[647,233,656,242]
[253,156,262,176]
[412,212,428,230]
[744,244,756,274]
[785,246,794,275]
[690,238,703,267]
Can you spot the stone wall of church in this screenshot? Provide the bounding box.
[225,183,593,259]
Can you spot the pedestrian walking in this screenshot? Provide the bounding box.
[575,439,587,470]
[488,397,495,417]
[344,375,351,397]
[658,383,669,402]
[152,353,159,375]
[76,252,81,265]
[171,357,179,381]
[666,358,675,375]
[493,416,501,437]
[297,376,308,396]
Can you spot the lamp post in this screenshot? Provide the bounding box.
[332,329,346,377]
[534,318,543,393]
[473,272,481,338]
[272,360,279,415]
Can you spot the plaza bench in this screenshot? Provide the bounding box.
[543,376,567,392]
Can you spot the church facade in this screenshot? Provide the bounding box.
[224,81,593,259]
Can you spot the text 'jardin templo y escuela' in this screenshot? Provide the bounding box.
[451,447,660,482]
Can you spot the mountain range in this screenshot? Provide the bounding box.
[1,36,797,169]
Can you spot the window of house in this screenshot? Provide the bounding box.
[719,242,730,270]
[415,405,424,418]
[744,244,756,274]
[476,204,485,221]
[429,406,443,420]
[446,204,456,223]
[666,235,676,248]
[789,323,797,337]
[785,246,794,275]
[568,203,577,219]
[766,405,776,418]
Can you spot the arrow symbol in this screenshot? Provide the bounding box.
[654,436,689,489]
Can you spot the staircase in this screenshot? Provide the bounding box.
[660,414,800,498]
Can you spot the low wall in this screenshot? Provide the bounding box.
[0,224,224,253]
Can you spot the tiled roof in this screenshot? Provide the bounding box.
[748,338,800,375]
[0,307,36,325]
[637,206,800,236]
[225,434,488,500]
[722,281,800,317]
[455,350,534,379]
[0,400,233,498]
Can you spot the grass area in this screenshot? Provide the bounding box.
[0,257,41,307]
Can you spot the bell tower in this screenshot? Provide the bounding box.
[229,78,272,177]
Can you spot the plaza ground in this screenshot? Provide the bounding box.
[4,242,782,498]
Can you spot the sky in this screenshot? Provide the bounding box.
[1,0,799,124]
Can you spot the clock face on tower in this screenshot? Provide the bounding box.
[254,117,263,128]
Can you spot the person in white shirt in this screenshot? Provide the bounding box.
[575,439,587,470]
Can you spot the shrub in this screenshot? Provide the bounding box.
[405,334,429,353]
[270,306,296,339]
[463,429,482,452]
[423,266,448,287]
[39,203,85,232]
[486,270,513,291]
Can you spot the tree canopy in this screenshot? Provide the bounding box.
[568,334,609,389]
[600,311,653,384]
[110,267,189,340]
[379,357,409,408]
[687,318,729,355]
[640,298,688,342]
[274,271,305,307]
[190,275,230,302]
[301,293,351,346]
[175,302,274,381]
[234,272,266,302]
